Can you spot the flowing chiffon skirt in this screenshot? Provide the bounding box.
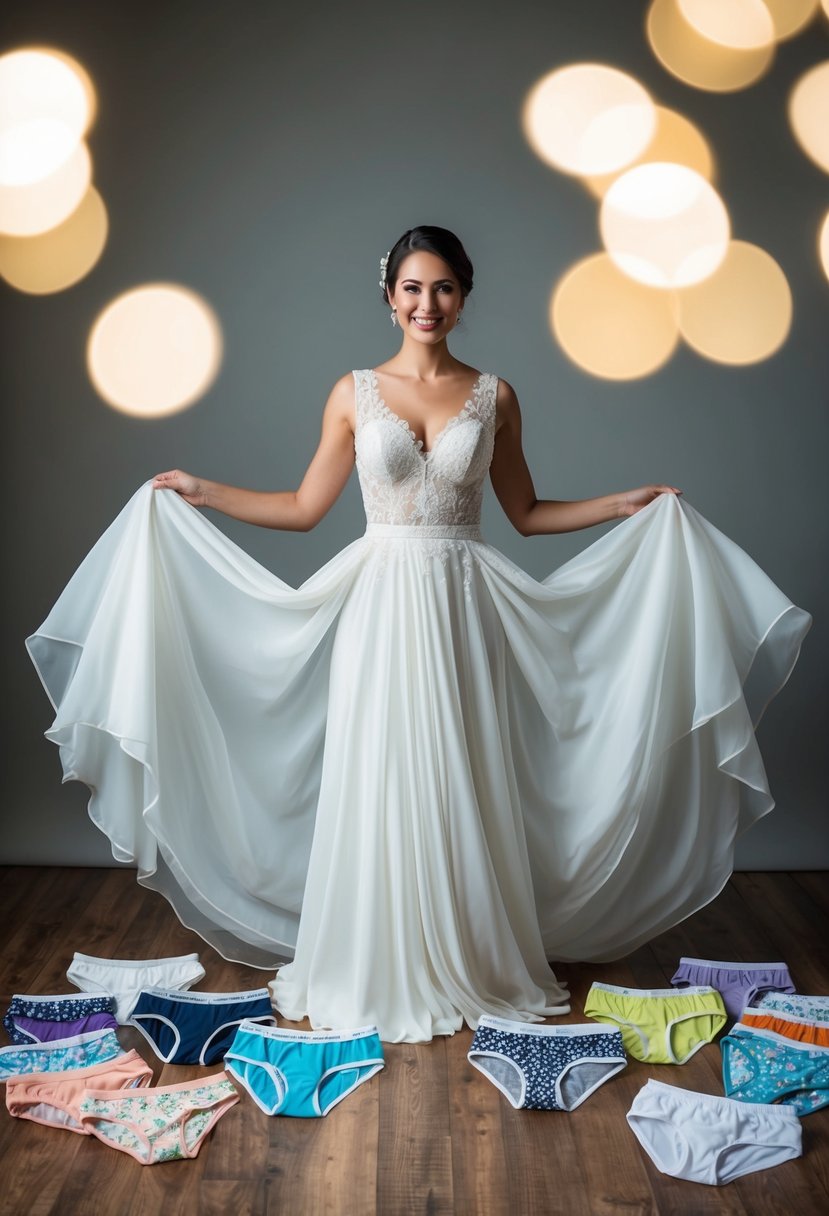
[27,485,810,1041]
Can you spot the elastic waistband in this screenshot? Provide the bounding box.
[589,983,719,1000]
[635,1078,800,1121]
[232,1019,380,1044]
[728,1024,829,1054]
[364,524,482,540]
[678,957,789,971]
[476,1016,624,1040]
[71,952,201,968]
[10,992,108,1004]
[135,987,270,1004]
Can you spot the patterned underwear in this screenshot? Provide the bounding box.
[626,1079,802,1186]
[670,958,795,1022]
[79,1073,240,1164]
[584,983,727,1064]
[0,1029,123,1082]
[3,993,118,1045]
[5,1051,152,1132]
[754,992,829,1024]
[721,1023,829,1116]
[66,952,206,1022]
[467,1016,627,1111]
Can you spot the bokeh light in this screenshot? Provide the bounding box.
[600,163,730,288]
[819,211,829,282]
[0,139,91,235]
[523,64,656,176]
[789,62,829,175]
[647,0,774,91]
[676,240,792,364]
[677,0,775,51]
[87,285,223,417]
[551,252,679,380]
[0,186,107,293]
[764,0,819,40]
[0,48,95,186]
[583,106,714,198]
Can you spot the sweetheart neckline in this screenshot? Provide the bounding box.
[368,369,485,458]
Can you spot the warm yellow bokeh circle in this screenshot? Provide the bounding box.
[87,284,223,417]
[551,252,680,380]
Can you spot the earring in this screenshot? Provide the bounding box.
[391,308,398,327]
[456,313,463,325]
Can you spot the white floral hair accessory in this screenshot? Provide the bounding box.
[379,251,390,292]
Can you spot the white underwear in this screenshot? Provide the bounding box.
[66,953,205,1023]
[626,1079,802,1186]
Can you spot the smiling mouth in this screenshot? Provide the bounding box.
[412,317,441,329]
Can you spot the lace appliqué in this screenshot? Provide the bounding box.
[353,369,497,529]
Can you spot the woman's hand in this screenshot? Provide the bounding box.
[152,469,208,507]
[621,485,682,517]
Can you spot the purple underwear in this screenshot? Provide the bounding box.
[670,958,795,1022]
[4,994,118,1045]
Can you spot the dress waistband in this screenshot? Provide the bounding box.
[363,524,483,540]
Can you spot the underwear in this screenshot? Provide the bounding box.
[722,1024,829,1116]
[627,1079,802,1185]
[129,987,276,1064]
[66,952,205,1023]
[0,1029,123,1082]
[224,1021,384,1117]
[79,1072,239,1163]
[3,993,118,1045]
[467,1016,626,1111]
[5,1050,152,1133]
[755,992,829,1024]
[584,983,726,1064]
[670,958,795,1022]
[739,1008,829,1048]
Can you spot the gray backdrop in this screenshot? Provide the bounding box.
[3,1,827,868]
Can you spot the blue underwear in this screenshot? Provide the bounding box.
[754,992,829,1024]
[224,1021,384,1117]
[129,987,275,1064]
[3,994,117,1045]
[722,1024,829,1116]
[468,1016,627,1111]
[0,1029,123,1081]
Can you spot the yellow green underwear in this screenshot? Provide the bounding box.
[584,983,727,1064]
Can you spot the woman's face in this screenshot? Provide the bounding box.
[387,251,463,342]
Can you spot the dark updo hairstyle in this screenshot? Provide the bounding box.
[382,226,474,305]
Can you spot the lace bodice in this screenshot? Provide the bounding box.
[353,369,498,527]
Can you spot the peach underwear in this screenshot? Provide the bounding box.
[5,1050,152,1132]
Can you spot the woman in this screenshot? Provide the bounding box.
[29,226,810,1043]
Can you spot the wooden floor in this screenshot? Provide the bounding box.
[0,868,827,1215]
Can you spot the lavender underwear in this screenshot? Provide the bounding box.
[4,994,118,1045]
[670,959,795,1022]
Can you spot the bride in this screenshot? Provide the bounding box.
[28,226,810,1043]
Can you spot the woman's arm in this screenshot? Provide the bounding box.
[153,375,356,532]
[489,379,680,537]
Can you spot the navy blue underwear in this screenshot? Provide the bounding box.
[129,987,275,1064]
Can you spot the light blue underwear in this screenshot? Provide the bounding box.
[224,1020,384,1117]
[754,992,829,1024]
[0,1028,123,1081]
[722,1024,829,1116]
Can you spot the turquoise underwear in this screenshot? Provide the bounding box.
[721,1023,829,1116]
[0,1028,123,1081]
[224,1020,384,1117]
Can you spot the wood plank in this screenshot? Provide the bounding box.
[376,1039,454,1214]
[1,869,827,1216]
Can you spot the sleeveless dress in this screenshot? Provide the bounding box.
[27,369,810,1042]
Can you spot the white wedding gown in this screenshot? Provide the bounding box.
[28,370,810,1042]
